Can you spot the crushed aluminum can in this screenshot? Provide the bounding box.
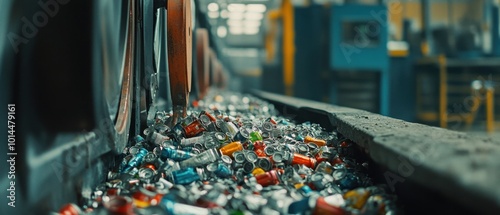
[57,91,398,215]
[179,148,221,168]
[256,157,272,171]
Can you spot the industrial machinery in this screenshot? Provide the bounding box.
[330,4,390,115]
[1,1,500,215]
[0,0,224,213]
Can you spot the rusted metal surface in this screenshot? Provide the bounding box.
[167,0,192,125]
[114,0,135,138]
[209,49,225,88]
[214,59,222,88]
[215,61,229,89]
[209,48,217,86]
[196,28,209,99]
[221,65,228,89]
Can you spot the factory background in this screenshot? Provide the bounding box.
[208,0,500,133]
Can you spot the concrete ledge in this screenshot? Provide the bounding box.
[253,90,500,214]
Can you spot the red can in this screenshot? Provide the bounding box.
[255,149,266,157]
[266,117,277,125]
[253,141,267,157]
[331,156,344,165]
[274,168,285,175]
[315,153,329,164]
[132,191,151,208]
[59,203,82,215]
[106,188,120,196]
[312,196,345,215]
[196,198,220,208]
[255,170,280,187]
[200,111,217,123]
[183,120,206,137]
[145,185,164,206]
[340,140,351,148]
[253,141,266,151]
[291,153,317,169]
[103,196,134,215]
[141,163,157,171]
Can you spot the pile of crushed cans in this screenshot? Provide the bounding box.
[57,92,397,215]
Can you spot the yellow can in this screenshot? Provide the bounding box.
[294,183,304,189]
[343,188,371,209]
[219,141,243,157]
[304,136,326,146]
[252,168,266,176]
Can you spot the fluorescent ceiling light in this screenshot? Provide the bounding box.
[246,4,266,13]
[244,27,260,35]
[229,26,244,35]
[228,12,245,20]
[245,12,263,20]
[220,9,229,18]
[227,19,243,27]
[227,4,246,12]
[208,11,219,19]
[207,3,219,12]
[217,26,227,38]
[244,20,261,28]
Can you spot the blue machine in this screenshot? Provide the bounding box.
[492,5,500,56]
[330,4,390,115]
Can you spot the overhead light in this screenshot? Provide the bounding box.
[245,12,264,20]
[207,3,219,12]
[244,27,260,35]
[217,26,227,38]
[229,26,244,35]
[244,20,261,28]
[220,9,229,18]
[208,11,219,19]
[228,12,244,20]
[227,19,243,27]
[246,4,266,13]
[227,4,246,12]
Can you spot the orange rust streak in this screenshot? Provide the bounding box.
[196,28,209,99]
[167,0,192,120]
[115,0,135,134]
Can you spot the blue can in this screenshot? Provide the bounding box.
[160,148,193,161]
[233,127,250,142]
[121,148,148,173]
[119,155,132,173]
[134,135,146,144]
[214,164,232,178]
[295,134,305,142]
[299,185,313,196]
[338,172,360,190]
[288,197,310,214]
[171,168,200,185]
